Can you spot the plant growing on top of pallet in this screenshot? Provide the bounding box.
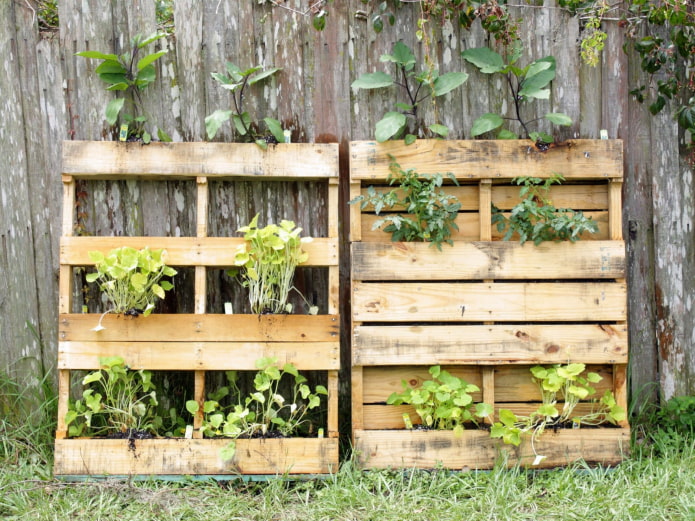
[76,32,171,143]
[461,46,572,145]
[492,175,599,245]
[86,247,177,330]
[65,356,162,438]
[205,62,287,149]
[490,363,626,453]
[351,41,468,143]
[387,366,493,437]
[186,357,328,460]
[228,214,317,315]
[349,158,461,250]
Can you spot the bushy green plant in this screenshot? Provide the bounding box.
[491,363,626,450]
[65,356,161,437]
[186,357,328,460]
[351,41,468,143]
[461,46,572,143]
[228,214,316,314]
[349,158,461,249]
[657,395,695,436]
[387,366,493,437]
[492,175,599,245]
[76,32,171,143]
[86,247,177,328]
[205,63,286,148]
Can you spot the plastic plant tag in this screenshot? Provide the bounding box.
[402,413,413,430]
[119,124,128,141]
[532,454,546,466]
[224,302,233,314]
[82,305,88,313]
[318,428,324,439]
[185,424,193,439]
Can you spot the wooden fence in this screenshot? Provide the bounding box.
[0,0,693,415]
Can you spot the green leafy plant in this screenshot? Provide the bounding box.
[349,158,461,249]
[205,63,286,149]
[186,357,328,460]
[228,214,316,315]
[75,32,171,143]
[657,395,695,436]
[490,363,626,451]
[492,175,599,245]
[351,41,468,143]
[86,247,177,329]
[461,46,572,144]
[387,365,493,437]
[65,356,161,437]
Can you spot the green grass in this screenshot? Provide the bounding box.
[2,370,695,521]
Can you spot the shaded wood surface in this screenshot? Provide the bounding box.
[0,1,693,417]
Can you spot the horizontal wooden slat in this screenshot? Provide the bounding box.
[60,236,338,267]
[358,184,609,212]
[353,324,627,365]
[361,365,614,404]
[353,282,627,322]
[54,438,339,475]
[354,428,629,469]
[63,141,339,179]
[360,211,609,242]
[59,341,339,370]
[351,241,625,281]
[59,314,339,342]
[349,140,623,181]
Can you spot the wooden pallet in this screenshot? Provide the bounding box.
[349,139,629,469]
[54,141,340,477]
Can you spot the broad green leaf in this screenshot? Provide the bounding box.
[519,69,555,99]
[75,50,119,61]
[544,112,573,126]
[525,58,554,80]
[429,124,449,137]
[136,64,157,85]
[137,32,167,48]
[375,111,406,142]
[137,50,167,71]
[95,60,126,75]
[351,71,394,90]
[105,98,125,125]
[433,71,468,96]
[404,133,417,145]
[185,400,199,415]
[471,113,504,137]
[381,41,416,69]
[461,47,506,73]
[498,129,519,139]
[264,117,286,143]
[232,112,251,136]
[157,128,172,142]
[248,67,281,85]
[204,109,232,139]
[104,81,129,91]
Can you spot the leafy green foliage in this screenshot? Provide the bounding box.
[65,356,161,437]
[86,247,177,322]
[75,33,171,143]
[187,357,328,460]
[387,366,493,437]
[205,63,285,148]
[349,158,461,249]
[657,395,695,436]
[492,175,599,245]
[491,363,626,450]
[351,41,468,142]
[228,214,316,315]
[461,46,572,142]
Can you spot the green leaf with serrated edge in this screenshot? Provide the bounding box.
[471,113,503,136]
[351,71,394,90]
[544,113,573,126]
[433,71,468,96]
[105,98,125,125]
[461,47,506,73]
[375,111,406,142]
[204,109,232,139]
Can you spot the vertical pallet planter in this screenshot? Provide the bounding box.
[349,140,630,469]
[54,141,340,477]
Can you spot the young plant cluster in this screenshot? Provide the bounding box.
[492,175,599,245]
[490,363,626,449]
[350,158,461,249]
[228,214,316,315]
[65,356,161,437]
[186,357,328,460]
[387,365,493,437]
[86,247,177,325]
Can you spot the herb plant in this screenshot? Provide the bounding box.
[387,366,493,437]
[86,247,177,329]
[461,46,572,144]
[65,356,161,437]
[492,175,599,245]
[349,158,461,249]
[228,214,316,315]
[351,41,468,143]
[205,63,286,149]
[76,32,171,143]
[186,357,328,460]
[490,363,626,450]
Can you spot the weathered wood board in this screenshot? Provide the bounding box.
[350,140,628,468]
